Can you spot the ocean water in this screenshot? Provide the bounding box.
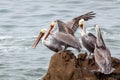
[0,0,120,80]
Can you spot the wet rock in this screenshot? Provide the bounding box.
[42,51,120,80]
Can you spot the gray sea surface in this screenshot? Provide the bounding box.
[0,0,120,80]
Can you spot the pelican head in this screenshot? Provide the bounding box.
[78,19,85,29]
[51,21,55,27]
[41,28,46,34]
[94,24,101,38]
[94,24,99,32]
[44,21,56,40]
[32,21,56,48]
[32,28,47,48]
[94,24,105,48]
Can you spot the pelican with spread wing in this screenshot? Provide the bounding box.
[55,11,96,35]
[54,11,95,50]
[32,21,81,52]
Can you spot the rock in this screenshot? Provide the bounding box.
[42,51,120,80]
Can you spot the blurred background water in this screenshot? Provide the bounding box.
[0,0,120,80]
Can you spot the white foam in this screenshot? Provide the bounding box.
[0,36,13,39]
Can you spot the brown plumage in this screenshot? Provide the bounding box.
[32,22,81,52]
[53,11,95,51]
[94,25,114,74]
[67,11,96,33]
[78,19,96,56]
[55,11,96,35]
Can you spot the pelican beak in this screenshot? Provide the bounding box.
[32,32,45,48]
[44,21,55,40]
[78,19,84,29]
[94,24,99,32]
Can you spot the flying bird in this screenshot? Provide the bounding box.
[94,25,114,74]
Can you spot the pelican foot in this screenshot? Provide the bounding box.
[57,50,72,54]
[64,50,72,52]
[86,55,95,65]
[57,50,64,54]
[89,69,99,73]
[86,54,93,59]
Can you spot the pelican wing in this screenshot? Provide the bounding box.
[83,33,96,49]
[94,47,113,74]
[94,48,106,69]
[87,33,96,46]
[56,20,66,32]
[98,48,111,64]
[56,20,74,35]
[66,11,96,33]
[73,11,96,21]
[53,32,81,48]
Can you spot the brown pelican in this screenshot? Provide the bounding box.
[32,22,63,52]
[94,25,114,74]
[55,11,96,35]
[78,19,96,57]
[54,12,95,50]
[32,21,81,52]
[32,11,95,52]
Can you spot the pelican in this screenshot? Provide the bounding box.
[32,21,81,52]
[94,25,114,74]
[55,11,96,35]
[78,19,96,57]
[54,12,95,50]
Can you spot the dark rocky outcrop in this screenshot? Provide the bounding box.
[42,51,120,80]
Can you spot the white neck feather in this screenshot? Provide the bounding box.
[81,30,86,36]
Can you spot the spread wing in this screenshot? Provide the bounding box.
[55,20,66,32]
[66,11,96,33]
[55,19,74,35]
[73,11,96,21]
[53,32,81,48]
